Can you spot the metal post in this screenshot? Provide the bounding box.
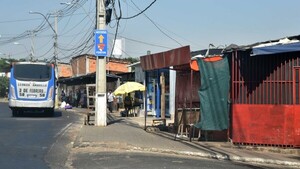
[95,0,107,126]
[144,71,148,130]
[160,72,165,123]
[169,66,176,122]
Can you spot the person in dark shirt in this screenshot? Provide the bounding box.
[61,90,66,102]
[76,89,81,107]
[124,94,132,117]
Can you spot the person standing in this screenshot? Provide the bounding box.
[61,90,66,102]
[107,89,114,113]
[76,89,81,107]
[124,93,132,117]
[116,95,122,111]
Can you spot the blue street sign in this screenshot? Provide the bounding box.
[94,30,108,57]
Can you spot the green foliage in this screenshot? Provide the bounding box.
[125,57,139,63]
[0,58,10,97]
[0,58,11,72]
[0,76,9,97]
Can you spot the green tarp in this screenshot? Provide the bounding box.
[195,56,230,130]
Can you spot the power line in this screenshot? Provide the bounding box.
[109,0,122,58]
[0,18,41,24]
[108,0,166,58]
[121,0,157,20]
[130,0,183,46]
[114,33,172,49]
[0,0,168,61]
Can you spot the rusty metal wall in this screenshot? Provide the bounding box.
[231,50,300,147]
[140,46,191,71]
[174,68,200,126]
[175,69,200,109]
[231,51,300,104]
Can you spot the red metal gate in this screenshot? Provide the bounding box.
[231,51,300,147]
[292,67,300,147]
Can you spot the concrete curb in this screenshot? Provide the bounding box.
[74,141,300,168]
[0,98,8,103]
[113,116,300,167]
[71,108,300,168]
[128,146,300,167]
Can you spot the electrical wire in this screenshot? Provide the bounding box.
[107,0,174,59]
[109,0,122,58]
[121,0,157,20]
[130,0,183,46]
[113,33,171,49]
[0,0,168,61]
[0,18,42,24]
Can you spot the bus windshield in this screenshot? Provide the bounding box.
[13,64,52,81]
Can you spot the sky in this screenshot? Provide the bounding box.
[0,0,300,62]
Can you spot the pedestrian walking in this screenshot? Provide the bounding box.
[107,89,114,113]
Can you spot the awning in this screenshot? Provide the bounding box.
[58,73,120,85]
[140,46,191,71]
[252,41,300,56]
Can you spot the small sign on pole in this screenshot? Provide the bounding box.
[94,30,108,57]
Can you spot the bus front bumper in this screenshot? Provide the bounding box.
[9,99,54,109]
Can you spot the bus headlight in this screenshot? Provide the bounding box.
[10,85,16,99]
[48,86,54,100]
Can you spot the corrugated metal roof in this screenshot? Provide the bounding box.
[58,72,120,84]
[224,34,300,53]
[140,46,191,71]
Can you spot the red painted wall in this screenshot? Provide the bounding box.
[232,104,299,147]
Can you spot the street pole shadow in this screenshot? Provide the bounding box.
[84,114,124,126]
[12,110,62,118]
[148,129,233,160]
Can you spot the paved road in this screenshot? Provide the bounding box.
[0,102,82,169]
[70,148,282,169]
[0,102,297,169]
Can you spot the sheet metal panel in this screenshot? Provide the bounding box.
[294,106,300,147]
[232,104,295,146]
[140,46,191,71]
[231,51,295,105]
[175,70,200,109]
[252,42,300,56]
[230,51,300,147]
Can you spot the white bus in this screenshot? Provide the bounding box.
[8,62,56,116]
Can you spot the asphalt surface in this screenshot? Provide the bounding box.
[70,150,282,169]
[1,98,299,168]
[0,101,82,169]
[68,107,300,168]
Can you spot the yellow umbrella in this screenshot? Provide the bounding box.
[113,82,146,95]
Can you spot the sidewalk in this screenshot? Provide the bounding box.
[69,107,300,168]
[0,97,8,102]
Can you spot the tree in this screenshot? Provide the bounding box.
[0,58,11,72]
[125,57,139,63]
[0,76,9,97]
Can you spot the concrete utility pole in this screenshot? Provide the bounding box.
[30,31,35,61]
[95,0,107,126]
[29,11,58,63]
[29,11,59,108]
[54,12,58,68]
